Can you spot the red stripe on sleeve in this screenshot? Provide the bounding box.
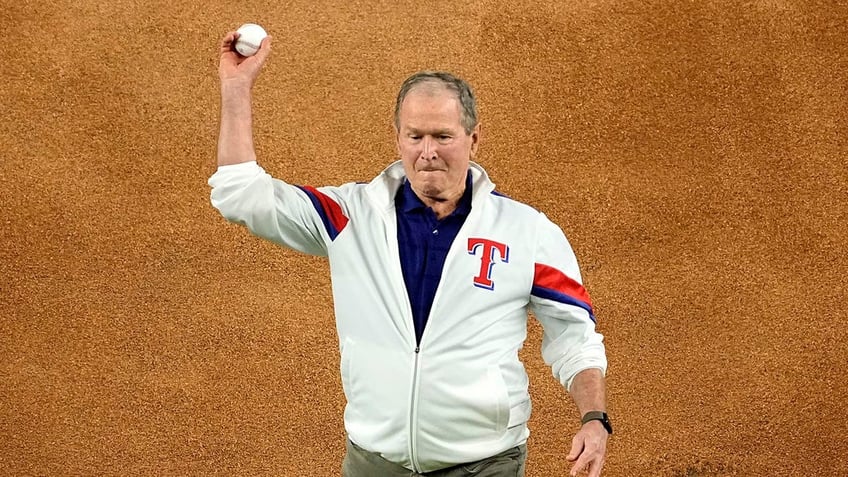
[300,186,349,235]
[533,263,593,307]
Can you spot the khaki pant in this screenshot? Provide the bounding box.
[342,439,526,477]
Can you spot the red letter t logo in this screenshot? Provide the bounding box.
[468,238,510,290]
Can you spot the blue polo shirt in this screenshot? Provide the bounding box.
[396,173,473,346]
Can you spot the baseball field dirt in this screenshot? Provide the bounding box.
[2,1,846,475]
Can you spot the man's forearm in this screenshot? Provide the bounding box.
[569,368,607,416]
[217,84,257,166]
[567,367,609,476]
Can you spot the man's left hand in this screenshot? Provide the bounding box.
[566,420,608,476]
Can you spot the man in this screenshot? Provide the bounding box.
[210,30,611,477]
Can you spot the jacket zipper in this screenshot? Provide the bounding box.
[408,345,422,473]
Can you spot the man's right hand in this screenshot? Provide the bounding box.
[218,31,272,90]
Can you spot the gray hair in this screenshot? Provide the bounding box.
[394,71,478,135]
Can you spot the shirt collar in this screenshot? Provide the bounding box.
[397,171,473,217]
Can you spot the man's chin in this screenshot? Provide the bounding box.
[413,182,447,200]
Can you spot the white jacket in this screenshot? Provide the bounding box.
[208,160,607,473]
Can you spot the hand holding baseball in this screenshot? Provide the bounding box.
[218,26,272,89]
[234,23,267,57]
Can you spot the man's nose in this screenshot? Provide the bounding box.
[420,136,437,159]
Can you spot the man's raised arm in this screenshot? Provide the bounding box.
[216,31,272,167]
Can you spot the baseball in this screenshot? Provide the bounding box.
[234,23,267,57]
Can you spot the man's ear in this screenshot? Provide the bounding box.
[470,123,482,158]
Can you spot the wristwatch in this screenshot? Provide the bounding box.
[581,411,613,435]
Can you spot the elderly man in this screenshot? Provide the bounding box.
[209,30,611,477]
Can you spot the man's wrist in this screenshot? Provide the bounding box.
[581,411,613,435]
[220,81,253,99]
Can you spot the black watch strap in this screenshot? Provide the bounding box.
[581,411,613,435]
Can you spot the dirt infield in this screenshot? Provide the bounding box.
[2,1,846,475]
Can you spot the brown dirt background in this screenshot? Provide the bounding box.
[2,1,846,476]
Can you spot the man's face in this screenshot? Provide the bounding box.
[396,85,480,205]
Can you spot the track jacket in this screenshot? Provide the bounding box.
[208,160,607,473]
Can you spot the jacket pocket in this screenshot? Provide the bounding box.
[487,365,511,433]
[416,362,512,444]
[339,337,412,442]
[340,337,354,398]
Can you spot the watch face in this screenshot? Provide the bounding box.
[601,415,613,434]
